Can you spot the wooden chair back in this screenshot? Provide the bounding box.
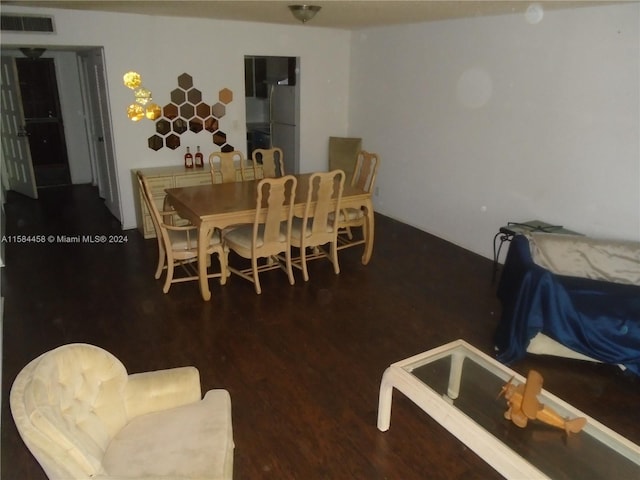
[301,170,345,244]
[252,147,285,178]
[252,175,297,258]
[209,151,243,184]
[352,150,380,192]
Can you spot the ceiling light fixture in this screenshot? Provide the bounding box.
[288,4,321,24]
[20,48,46,59]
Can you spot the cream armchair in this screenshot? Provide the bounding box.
[10,343,234,479]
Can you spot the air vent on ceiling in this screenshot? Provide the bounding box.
[1,14,55,33]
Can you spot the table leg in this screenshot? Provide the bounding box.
[362,199,375,265]
[198,224,213,301]
[377,367,394,431]
[447,352,465,400]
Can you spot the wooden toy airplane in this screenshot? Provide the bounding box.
[498,370,586,434]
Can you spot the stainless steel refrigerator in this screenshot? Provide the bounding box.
[269,84,299,174]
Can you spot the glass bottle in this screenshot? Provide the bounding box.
[194,146,204,168]
[184,146,193,168]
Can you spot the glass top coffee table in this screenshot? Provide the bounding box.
[377,339,640,479]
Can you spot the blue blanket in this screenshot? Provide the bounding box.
[494,235,640,375]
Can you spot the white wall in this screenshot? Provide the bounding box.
[1,6,351,230]
[349,3,640,259]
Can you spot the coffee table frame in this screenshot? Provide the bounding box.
[377,339,640,479]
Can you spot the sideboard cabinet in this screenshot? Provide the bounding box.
[132,165,259,239]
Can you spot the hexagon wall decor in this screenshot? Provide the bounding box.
[147,73,234,151]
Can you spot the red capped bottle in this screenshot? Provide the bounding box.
[195,146,204,168]
[184,146,193,168]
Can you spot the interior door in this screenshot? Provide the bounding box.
[78,49,121,221]
[16,57,72,187]
[0,56,37,199]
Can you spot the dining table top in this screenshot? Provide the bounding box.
[164,172,370,221]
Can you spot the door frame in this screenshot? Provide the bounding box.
[244,55,300,174]
[77,48,122,221]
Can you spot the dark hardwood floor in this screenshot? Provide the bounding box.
[2,185,639,479]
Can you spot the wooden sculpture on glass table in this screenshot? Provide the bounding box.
[498,370,587,434]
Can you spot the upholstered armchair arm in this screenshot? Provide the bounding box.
[123,366,202,420]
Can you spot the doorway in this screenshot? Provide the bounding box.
[15,57,71,187]
[244,56,300,174]
[0,47,122,222]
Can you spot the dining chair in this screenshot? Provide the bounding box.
[252,147,285,179]
[209,150,243,184]
[336,150,380,250]
[290,170,345,282]
[136,171,228,293]
[223,175,297,294]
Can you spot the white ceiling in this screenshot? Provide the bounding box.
[1,1,616,29]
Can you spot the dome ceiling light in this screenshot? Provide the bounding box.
[288,5,321,24]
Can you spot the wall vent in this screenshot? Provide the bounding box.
[1,14,55,33]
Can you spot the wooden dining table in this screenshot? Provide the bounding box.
[165,172,374,300]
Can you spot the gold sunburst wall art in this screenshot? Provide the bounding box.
[123,71,161,122]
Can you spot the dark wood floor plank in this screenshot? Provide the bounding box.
[1,185,638,479]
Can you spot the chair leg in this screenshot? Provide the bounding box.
[285,249,295,285]
[163,261,174,293]
[218,248,229,286]
[301,246,310,282]
[331,240,340,274]
[155,240,166,279]
[252,256,262,294]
